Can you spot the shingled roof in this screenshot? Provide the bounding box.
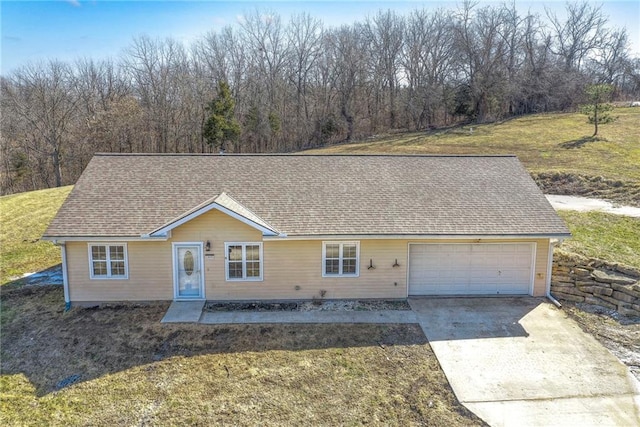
[43,154,570,239]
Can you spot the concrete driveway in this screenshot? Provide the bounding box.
[409,297,640,427]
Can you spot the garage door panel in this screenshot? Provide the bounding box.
[408,243,534,296]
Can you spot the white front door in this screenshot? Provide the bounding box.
[173,243,204,300]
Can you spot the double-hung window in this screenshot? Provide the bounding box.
[225,243,263,281]
[88,244,128,279]
[322,242,359,277]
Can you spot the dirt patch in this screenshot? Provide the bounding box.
[534,172,640,207]
[0,285,484,426]
[562,301,640,382]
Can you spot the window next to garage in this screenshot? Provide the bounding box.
[322,241,360,277]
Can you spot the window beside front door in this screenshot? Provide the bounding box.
[225,242,263,281]
[88,243,128,279]
[322,241,359,277]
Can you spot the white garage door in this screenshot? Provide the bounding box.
[408,243,535,296]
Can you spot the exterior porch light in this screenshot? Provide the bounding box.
[205,240,211,252]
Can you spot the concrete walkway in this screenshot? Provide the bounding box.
[409,297,640,427]
[161,300,205,323]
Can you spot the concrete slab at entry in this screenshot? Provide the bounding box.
[161,300,205,323]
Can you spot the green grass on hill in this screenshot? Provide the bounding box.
[309,107,640,183]
[557,211,640,269]
[0,186,72,284]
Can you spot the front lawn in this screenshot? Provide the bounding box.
[0,285,484,426]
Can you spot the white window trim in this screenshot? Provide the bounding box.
[322,241,360,278]
[224,242,264,281]
[88,243,129,280]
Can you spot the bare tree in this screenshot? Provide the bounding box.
[547,1,608,72]
[591,30,630,87]
[326,25,366,141]
[122,36,186,152]
[1,61,79,187]
[402,8,455,128]
[363,10,404,129]
[287,13,323,127]
[454,2,508,122]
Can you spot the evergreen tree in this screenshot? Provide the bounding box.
[203,81,241,152]
[580,84,616,137]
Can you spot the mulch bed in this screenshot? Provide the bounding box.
[204,299,411,312]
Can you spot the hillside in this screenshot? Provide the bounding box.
[0,186,72,284]
[308,107,640,205]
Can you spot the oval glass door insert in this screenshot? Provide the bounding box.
[183,250,194,276]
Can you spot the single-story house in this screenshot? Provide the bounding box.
[42,153,570,307]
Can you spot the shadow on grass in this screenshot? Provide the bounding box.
[0,285,428,396]
[559,135,602,149]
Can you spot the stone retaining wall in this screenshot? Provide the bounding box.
[551,251,640,317]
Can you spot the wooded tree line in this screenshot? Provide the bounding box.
[1,2,638,194]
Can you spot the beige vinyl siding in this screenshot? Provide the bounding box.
[210,239,408,300]
[66,241,173,302]
[207,238,550,300]
[533,239,551,296]
[64,208,553,302]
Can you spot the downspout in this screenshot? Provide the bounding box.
[59,243,71,311]
[546,239,562,308]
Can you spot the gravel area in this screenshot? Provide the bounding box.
[563,302,640,382]
[204,299,411,312]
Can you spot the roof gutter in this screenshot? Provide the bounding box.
[42,236,170,243]
[263,233,572,241]
[56,242,71,311]
[546,238,564,308]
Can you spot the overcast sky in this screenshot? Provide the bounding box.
[2,0,639,75]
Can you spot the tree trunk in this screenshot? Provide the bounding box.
[52,148,63,187]
[341,104,354,142]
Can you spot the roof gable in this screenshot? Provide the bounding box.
[43,154,570,239]
[148,192,280,237]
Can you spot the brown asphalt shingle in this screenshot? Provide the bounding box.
[43,154,570,238]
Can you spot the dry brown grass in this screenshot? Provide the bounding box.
[0,285,484,426]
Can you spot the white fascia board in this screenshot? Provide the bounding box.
[263,233,571,241]
[43,236,169,243]
[213,204,278,236]
[149,202,278,237]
